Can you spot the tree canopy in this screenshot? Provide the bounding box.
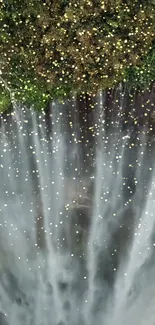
[0,0,155,111]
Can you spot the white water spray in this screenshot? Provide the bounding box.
[0,95,155,325]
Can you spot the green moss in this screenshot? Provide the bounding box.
[0,89,12,113]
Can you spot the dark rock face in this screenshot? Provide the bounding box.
[0,270,29,308]
[58,281,68,292]
[57,321,65,325]
[0,312,9,325]
[63,300,70,311]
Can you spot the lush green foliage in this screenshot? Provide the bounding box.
[125,44,155,90]
[0,0,155,111]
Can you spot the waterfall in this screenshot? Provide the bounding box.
[0,90,155,325]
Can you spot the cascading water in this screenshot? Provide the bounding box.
[0,89,155,325]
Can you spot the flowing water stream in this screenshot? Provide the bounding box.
[0,91,155,325]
